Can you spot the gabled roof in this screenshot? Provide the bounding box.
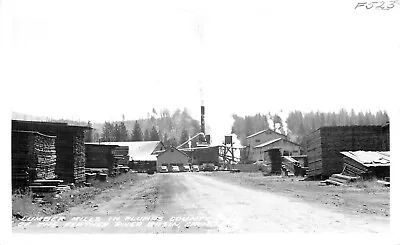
[100,141,164,161]
[254,138,300,149]
[340,151,390,167]
[246,129,286,139]
[157,146,190,159]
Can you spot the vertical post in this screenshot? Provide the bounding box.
[231,141,234,164]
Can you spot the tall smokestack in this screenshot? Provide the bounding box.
[201,105,205,134]
[199,82,205,135]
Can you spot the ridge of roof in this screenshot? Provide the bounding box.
[254,137,300,148]
[157,146,190,158]
[246,129,286,139]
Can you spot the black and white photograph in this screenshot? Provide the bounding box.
[0,0,399,243]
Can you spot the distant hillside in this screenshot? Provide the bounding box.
[11,109,204,145]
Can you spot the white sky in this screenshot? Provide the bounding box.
[1,1,400,240]
[1,0,399,143]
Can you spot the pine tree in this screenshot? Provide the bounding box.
[179,129,189,146]
[119,121,128,141]
[143,129,150,141]
[84,121,93,142]
[131,121,143,141]
[113,123,121,141]
[150,126,160,141]
[102,122,114,142]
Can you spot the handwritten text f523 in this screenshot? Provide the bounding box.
[355,1,399,10]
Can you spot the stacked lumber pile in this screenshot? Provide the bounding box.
[12,131,57,188]
[12,120,91,185]
[263,148,282,174]
[73,131,86,183]
[306,126,388,178]
[85,144,129,175]
[112,146,129,165]
[55,131,86,183]
[112,146,129,174]
[85,144,116,170]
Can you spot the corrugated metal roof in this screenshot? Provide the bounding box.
[340,151,390,167]
[100,141,163,161]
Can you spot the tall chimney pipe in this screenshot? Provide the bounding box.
[201,105,205,134]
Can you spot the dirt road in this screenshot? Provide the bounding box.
[13,173,389,233]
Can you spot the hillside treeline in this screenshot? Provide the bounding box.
[231,109,389,150]
[84,108,202,147]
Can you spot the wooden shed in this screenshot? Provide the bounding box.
[341,151,390,179]
[306,125,390,179]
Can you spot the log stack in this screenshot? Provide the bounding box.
[306,126,389,179]
[12,131,57,189]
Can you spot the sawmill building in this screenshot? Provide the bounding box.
[157,147,190,171]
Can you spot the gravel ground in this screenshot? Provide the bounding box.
[13,172,389,233]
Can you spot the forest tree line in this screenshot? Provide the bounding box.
[231,109,389,151]
[83,108,203,148]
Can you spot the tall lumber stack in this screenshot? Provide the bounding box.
[73,131,86,183]
[264,148,282,174]
[306,125,389,179]
[112,146,129,166]
[85,144,117,173]
[12,120,91,184]
[54,130,87,183]
[12,131,57,189]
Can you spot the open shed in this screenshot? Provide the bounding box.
[340,151,390,179]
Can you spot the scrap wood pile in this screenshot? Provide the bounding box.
[320,174,360,186]
[29,179,73,203]
[12,130,57,189]
[307,126,389,178]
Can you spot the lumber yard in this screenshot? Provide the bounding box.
[11,111,391,234]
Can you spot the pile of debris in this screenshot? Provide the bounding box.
[12,130,57,188]
[30,179,70,202]
[321,174,360,186]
